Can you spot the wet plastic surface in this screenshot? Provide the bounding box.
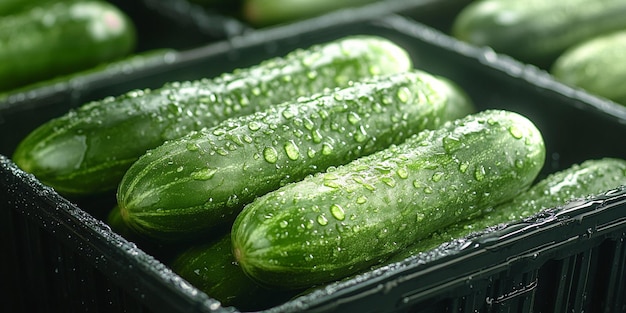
[2,10,626,313]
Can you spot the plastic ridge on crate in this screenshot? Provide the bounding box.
[3,9,626,313]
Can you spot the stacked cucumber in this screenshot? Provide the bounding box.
[451,0,626,105]
[13,34,626,310]
[0,1,137,92]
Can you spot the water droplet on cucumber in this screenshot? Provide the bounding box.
[263,147,278,163]
[284,141,300,160]
[330,204,345,221]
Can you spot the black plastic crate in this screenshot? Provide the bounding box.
[2,11,626,313]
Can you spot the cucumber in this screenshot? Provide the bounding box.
[117,70,475,242]
[12,35,412,196]
[0,0,63,16]
[0,1,136,92]
[451,0,626,67]
[243,0,378,26]
[551,30,626,106]
[0,49,177,101]
[386,157,626,263]
[232,109,546,289]
[170,234,299,310]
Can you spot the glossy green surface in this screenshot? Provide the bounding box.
[12,35,412,196]
[387,157,626,263]
[452,0,626,67]
[551,30,626,106]
[232,109,546,289]
[0,0,136,91]
[117,70,475,242]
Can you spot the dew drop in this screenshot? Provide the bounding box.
[303,117,315,130]
[263,147,278,164]
[396,86,411,103]
[279,220,289,228]
[442,136,463,154]
[347,112,361,125]
[317,214,328,226]
[248,121,261,131]
[381,177,396,187]
[176,166,184,172]
[474,165,486,181]
[459,161,470,173]
[515,159,524,169]
[330,204,345,221]
[424,186,433,194]
[311,129,323,143]
[356,196,367,204]
[284,141,300,160]
[282,109,295,119]
[509,125,524,139]
[396,168,409,179]
[321,143,334,155]
[353,125,368,143]
[432,172,444,182]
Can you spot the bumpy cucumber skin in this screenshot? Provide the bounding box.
[386,157,626,263]
[0,1,136,92]
[12,35,412,196]
[232,109,546,289]
[551,30,626,106]
[117,70,475,242]
[452,0,626,66]
[170,235,297,310]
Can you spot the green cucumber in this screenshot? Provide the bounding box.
[232,109,546,289]
[12,35,412,196]
[170,234,298,310]
[117,70,475,242]
[0,0,65,16]
[0,49,177,101]
[386,157,626,263]
[243,0,379,26]
[0,0,136,92]
[551,30,626,106]
[451,0,626,67]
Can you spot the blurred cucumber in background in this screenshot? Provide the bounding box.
[0,0,136,92]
